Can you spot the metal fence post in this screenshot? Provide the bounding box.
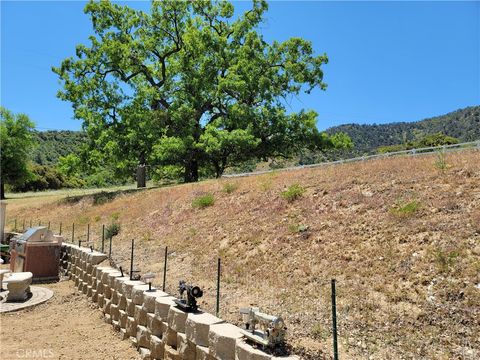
[59,222,62,235]
[162,246,168,292]
[216,257,221,317]
[101,224,105,252]
[331,279,339,360]
[130,239,135,280]
[87,224,90,248]
[72,223,75,243]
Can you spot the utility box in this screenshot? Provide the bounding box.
[9,227,63,282]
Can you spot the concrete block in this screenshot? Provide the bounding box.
[112,320,121,332]
[112,288,119,305]
[164,327,177,347]
[127,298,136,317]
[122,280,144,299]
[119,310,128,328]
[164,345,182,360]
[177,332,196,360]
[92,289,98,303]
[87,251,108,265]
[111,303,119,321]
[135,304,148,326]
[119,328,129,340]
[235,339,272,360]
[132,283,151,305]
[139,347,151,360]
[150,335,165,360]
[196,345,215,360]
[95,266,113,280]
[208,323,243,360]
[104,313,112,324]
[86,285,93,297]
[126,316,138,337]
[186,312,224,347]
[118,294,127,310]
[130,336,138,347]
[155,296,176,321]
[136,325,151,348]
[113,276,129,292]
[147,313,166,337]
[103,298,112,315]
[97,294,104,308]
[167,305,188,333]
[107,271,122,288]
[143,289,169,313]
[103,284,112,299]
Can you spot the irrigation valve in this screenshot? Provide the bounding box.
[173,280,203,312]
[143,272,156,291]
[239,307,286,347]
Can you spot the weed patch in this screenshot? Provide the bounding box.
[222,182,238,194]
[391,200,421,217]
[192,193,215,209]
[281,184,306,202]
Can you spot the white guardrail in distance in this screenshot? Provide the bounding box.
[223,140,480,178]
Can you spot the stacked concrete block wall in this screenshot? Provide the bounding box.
[60,243,299,360]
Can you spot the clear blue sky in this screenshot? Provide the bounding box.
[1,1,479,131]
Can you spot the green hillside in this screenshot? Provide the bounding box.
[31,130,86,166]
[325,105,480,155]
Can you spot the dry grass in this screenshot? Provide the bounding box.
[4,150,480,359]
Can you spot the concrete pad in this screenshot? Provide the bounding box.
[155,296,176,321]
[136,325,151,348]
[132,283,150,304]
[135,304,148,326]
[164,345,182,360]
[167,305,188,333]
[186,312,224,347]
[143,289,169,313]
[235,339,272,360]
[150,335,165,360]
[177,332,196,360]
[208,323,243,360]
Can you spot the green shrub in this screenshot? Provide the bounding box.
[391,200,421,217]
[192,193,215,209]
[222,182,238,194]
[434,151,448,172]
[105,222,121,239]
[281,184,306,202]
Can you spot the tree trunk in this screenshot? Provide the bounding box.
[136,153,147,188]
[0,181,5,200]
[184,160,199,183]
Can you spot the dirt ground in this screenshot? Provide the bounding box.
[0,279,141,360]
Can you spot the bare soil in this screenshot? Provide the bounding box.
[5,150,480,359]
[0,279,140,360]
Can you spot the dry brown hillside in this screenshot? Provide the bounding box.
[6,150,480,360]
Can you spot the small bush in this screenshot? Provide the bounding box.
[222,182,238,194]
[105,222,121,239]
[281,184,306,202]
[434,151,448,172]
[391,200,421,217]
[192,193,215,209]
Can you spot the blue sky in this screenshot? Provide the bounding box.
[1,1,479,131]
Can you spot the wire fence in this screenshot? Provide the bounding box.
[223,140,480,178]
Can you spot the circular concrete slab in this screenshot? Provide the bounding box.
[0,286,54,313]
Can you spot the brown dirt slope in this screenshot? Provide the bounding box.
[5,150,480,359]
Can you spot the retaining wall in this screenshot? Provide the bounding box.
[60,243,298,360]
